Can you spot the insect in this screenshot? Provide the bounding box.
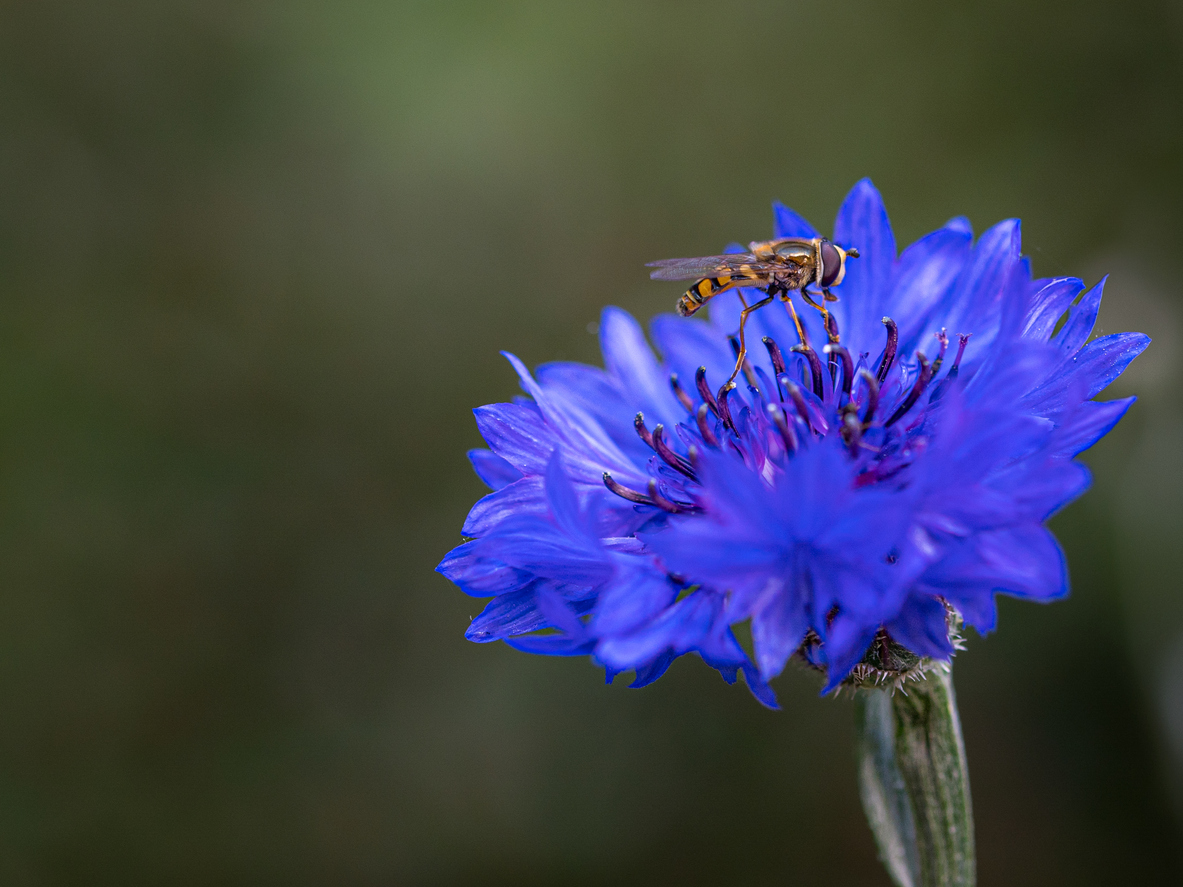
[647,237,859,396]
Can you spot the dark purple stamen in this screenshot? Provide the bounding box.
[634,412,655,449]
[696,366,720,418]
[790,344,825,398]
[603,472,653,505]
[766,402,798,453]
[928,330,949,377]
[841,406,862,455]
[696,403,719,448]
[947,334,970,379]
[753,366,776,401]
[652,424,696,479]
[762,336,787,377]
[780,377,814,432]
[669,373,695,412]
[858,369,879,426]
[884,352,935,428]
[601,471,698,514]
[717,383,738,434]
[928,333,971,403]
[876,317,898,384]
[823,344,854,401]
[647,479,682,514]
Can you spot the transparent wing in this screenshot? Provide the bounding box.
[646,253,772,281]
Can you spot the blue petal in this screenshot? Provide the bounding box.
[773,201,820,239]
[594,592,716,670]
[473,403,558,477]
[474,512,609,585]
[749,578,809,680]
[884,594,955,660]
[507,634,597,656]
[599,307,683,427]
[1053,277,1105,353]
[502,351,647,486]
[1022,277,1084,342]
[544,449,589,540]
[820,617,879,694]
[466,587,548,642]
[833,178,897,349]
[468,448,523,491]
[890,225,973,355]
[463,476,546,537]
[437,541,532,597]
[649,313,735,396]
[1052,397,1136,456]
[945,216,973,236]
[738,661,780,709]
[629,651,676,687]
[593,565,678,635]
[919,525,1068,627]
[985,458,1092,522]
[1026,332,1150,408]
[940,218,1023,358]
[536,361,649,462]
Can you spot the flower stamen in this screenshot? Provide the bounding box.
[669,373,695,412]
[647,479,686,514]
[884,352,934,427]
[766,402,798,453]
[929,334,972,403]
[602,472,654,505]
[780,377,816,434]
[841,405,863,455]
[858,369,880,426]
[653,424,696,478]
[696,403,720,448]
[695,366,720,418]
[634,412,655,449]
[717,383,739,434]
[876,317,898,384]
[790,344,825,398]
[928,330,950,378]
[763,336,787,381]
[823,343,855,402]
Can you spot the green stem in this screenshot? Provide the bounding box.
[854,667,975,887]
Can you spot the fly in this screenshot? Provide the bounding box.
[647,237,859,397]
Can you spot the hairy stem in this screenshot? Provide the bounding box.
[854,667,975,887]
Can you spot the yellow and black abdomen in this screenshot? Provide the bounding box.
[676,271,764,317]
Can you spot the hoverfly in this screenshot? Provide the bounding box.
[647,237,859,395]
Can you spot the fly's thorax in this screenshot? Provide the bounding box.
[772,263,811,292]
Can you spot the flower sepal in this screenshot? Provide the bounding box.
[802,606,967,697]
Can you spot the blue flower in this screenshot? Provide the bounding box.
[439,179,1148,706]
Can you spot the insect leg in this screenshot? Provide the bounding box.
[800,288,839,344]
[781,295,808,345]
[721,295,775,397]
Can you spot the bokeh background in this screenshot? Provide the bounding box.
[1,0,1182,883]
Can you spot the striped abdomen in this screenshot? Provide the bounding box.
[676,271,766,317]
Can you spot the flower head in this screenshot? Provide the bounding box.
[439,179,1148,706]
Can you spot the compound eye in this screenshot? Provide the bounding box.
[819,241,842,286]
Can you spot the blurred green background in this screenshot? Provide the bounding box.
[1,0,1182,883]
